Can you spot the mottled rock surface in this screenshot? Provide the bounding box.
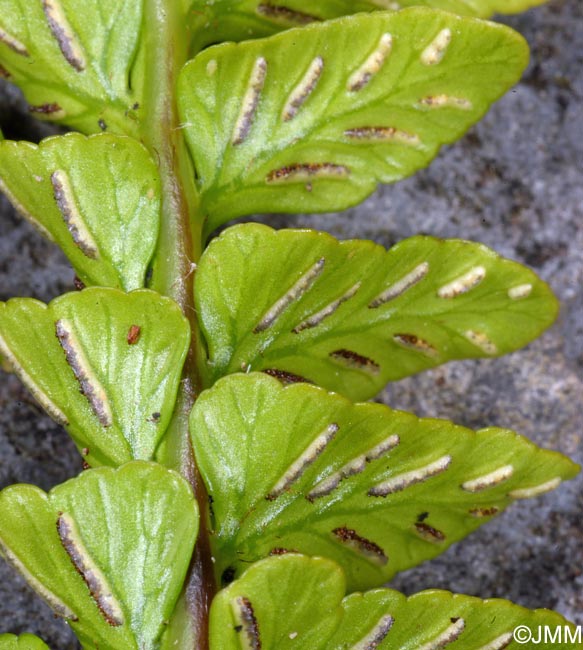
[1,1,581,647]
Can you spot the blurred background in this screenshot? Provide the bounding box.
[0,1,581,646]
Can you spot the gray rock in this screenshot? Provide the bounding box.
[0,1,581,646]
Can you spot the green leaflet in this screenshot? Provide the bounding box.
[195,224,558,400]
[0,133,160,290]
[188,0,547,49]
[190,374,578,590]
[210,555,581,650]
[188,0,395,49]
[178,9,528,231]
[0,0,146,136]
[0,635,49,650]
[0,462,198,650]
[333,592,581,650]
[211,555,344,650]
[0,288,190,467]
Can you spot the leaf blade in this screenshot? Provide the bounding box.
[0,288,190,467]
[188,0,548,50]
[0,133,160,291]
[0,462,198,650]
[178,9,529,230]
[196,224,558,400]
[190,373,578,590]
[209,555,345,650]
[209,554,581,650]
[0,635,50,650]
[0,0,145,135]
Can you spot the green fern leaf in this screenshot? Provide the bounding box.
[0,462,198,650]
[196,224,558,400]
[178,9,528,232]
[188,0,547,50]
[190,373,578,590]
[0,635,49,650]
[0,0,148,135]
[0,133,160,290]
[0,289,189,467]
[210,554,581,649]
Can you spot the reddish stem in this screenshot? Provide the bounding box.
[140,2,215,647]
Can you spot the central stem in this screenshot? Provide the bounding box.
[140,2,214,648]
